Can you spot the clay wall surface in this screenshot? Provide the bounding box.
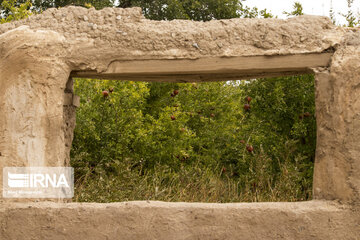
[0,6,359,239]
[0,201,359,240]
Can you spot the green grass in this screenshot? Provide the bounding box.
[73,143,312,203]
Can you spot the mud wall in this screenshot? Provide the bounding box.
[0,201,359,240]
[0,6,359,239]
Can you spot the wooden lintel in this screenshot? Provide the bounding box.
[71,53,332,82]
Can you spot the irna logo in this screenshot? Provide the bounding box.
[7,172,69,188]
[3,167,74,198]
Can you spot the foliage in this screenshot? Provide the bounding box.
[341,0,360,27]
[130,0,243,21]
[329,0,336,25]
[0,0,32,23]
[120,0,276,20]
[1,0,270,21]
[283,1,303,17]
[72,75,315,202]
[0,0,114,11]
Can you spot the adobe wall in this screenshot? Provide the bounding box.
[0,201,359,240]
[313,30,360,205]
[0,6,359,239]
